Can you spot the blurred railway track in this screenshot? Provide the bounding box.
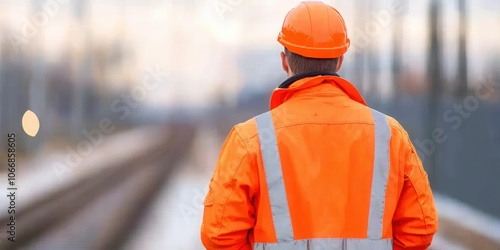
[0,125,196,250]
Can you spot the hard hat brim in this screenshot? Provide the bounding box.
[278,33,350,59]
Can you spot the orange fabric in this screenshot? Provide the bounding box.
[277,1,350,58]
[200,75,438,250]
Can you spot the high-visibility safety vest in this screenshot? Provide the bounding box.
[253,109,391,249]
[201,73,438,250]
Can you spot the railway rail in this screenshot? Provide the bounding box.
[0,125,196,250]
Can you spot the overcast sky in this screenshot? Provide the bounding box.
[0,0,498,107]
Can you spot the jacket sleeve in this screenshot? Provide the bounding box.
[200,126,257,250]
[392,136,439,250]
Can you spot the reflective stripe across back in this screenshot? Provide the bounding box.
[254,238,393,250]
[254,109,392,249]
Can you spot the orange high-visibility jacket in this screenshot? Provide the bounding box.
[201,74,438,250]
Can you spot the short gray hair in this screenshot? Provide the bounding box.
[284,48,339,74]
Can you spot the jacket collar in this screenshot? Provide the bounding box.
[270,71,367,110]
[278,71,340,88]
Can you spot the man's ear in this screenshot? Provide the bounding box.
[336,55,344,72]
[281,51,289,74]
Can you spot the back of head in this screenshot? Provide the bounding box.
[284,48,340,75]
[278,1,350,74]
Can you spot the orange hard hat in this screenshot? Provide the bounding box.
[278,1,350,59]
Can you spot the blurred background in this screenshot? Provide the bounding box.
[0,0,499,249]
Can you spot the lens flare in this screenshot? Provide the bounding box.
[22,110,40,137]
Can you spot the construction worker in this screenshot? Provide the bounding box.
[201,1,438,249]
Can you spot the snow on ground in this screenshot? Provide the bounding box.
[0,127,164,219]
[125,122,221,250]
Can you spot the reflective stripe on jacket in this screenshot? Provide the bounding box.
[201,74,438,250]
[253,109,392,250]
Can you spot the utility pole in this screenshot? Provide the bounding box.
[367,0,379,97]
[456,0,468,98]
[28,0,47,153]
[70,0,91,140]
[0,36,3,150]
[353,0,368,95]
[427,0,443,185]
[392,0,406,102]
